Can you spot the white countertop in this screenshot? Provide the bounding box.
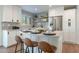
[21,30,62,37]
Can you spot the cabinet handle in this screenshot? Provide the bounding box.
[12,19,13,22]
[8,32,9,35]
[20,33,22,36]
[17,20,19,23]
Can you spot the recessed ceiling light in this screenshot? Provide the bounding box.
[35,8,37,11]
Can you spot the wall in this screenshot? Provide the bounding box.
[76,5,79,44]
[0,6,3,46]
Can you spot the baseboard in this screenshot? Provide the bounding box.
[1,43,17,48]
[7,44,17,48]
[75,42,79,44]
[63,41,77,44]
[0,45,3,47]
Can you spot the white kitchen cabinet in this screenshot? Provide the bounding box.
[3,30,17,47]
[2,6,22,23]
[3,6,13,22]
[49,6,64,17]
[63,9,76,43]
[55,6,64,16]
[12,6,22,23]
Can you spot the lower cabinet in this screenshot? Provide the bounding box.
[3,30,17,47]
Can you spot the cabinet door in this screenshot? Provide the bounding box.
[12,6,22,23]
[12,6,17,22]
[2,30,8,47]
[16,7,22,23]
[3,6,12,22]
[8,31,17,46]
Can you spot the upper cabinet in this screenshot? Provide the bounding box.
[49,6,64,17]
[12,6,22,23]
[3,6,12,22]
[2,6,22,23]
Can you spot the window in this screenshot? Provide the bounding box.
[22,15,31,24]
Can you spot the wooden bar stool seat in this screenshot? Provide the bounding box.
[38,41,57,53]
[23,38,38,53]
[32,41,38,47]
[15,36,24,53]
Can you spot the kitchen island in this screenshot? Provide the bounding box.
[20,31,63,53]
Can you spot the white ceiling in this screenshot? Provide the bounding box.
[21,5,76,14]
[21,5,49,14]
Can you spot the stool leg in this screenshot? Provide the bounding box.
[38,48,42,53]
[25,46,29,53]
[15,43,18,53]
[21,43,23,53]
[27,47,30,53]
[21,43,24,53]
[32,47,34,53]
[40,49,42,53]
[25,47,28,53]
[38,48,40,53]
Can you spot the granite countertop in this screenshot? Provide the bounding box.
[21,29,62,37]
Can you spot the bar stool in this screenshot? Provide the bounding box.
[23,38,38,53]
[38,41,57,53]
[15,36,24,53]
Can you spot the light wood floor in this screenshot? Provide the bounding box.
[62,43,79,53]
[0,43,79,53]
